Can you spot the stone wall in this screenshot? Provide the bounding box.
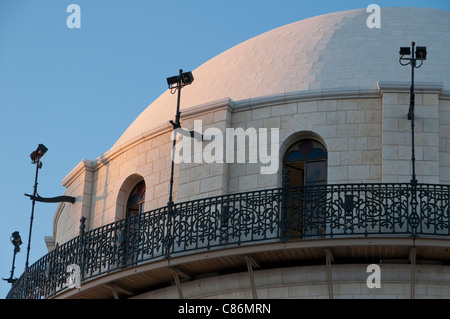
[133,264,450,299]
[439,99,450,184]
[51,88,449,248]
[382,92,440,184]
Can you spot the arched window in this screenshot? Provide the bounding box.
[283,138,327,187]
[126,180,146,218]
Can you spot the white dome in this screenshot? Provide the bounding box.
[112,7,450,150]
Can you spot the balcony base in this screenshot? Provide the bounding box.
[53,237,450,299]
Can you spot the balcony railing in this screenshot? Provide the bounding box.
[6,183,450,299]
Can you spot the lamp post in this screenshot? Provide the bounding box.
[2,231,22,284]
[25,144,47,269]
[166,69,194,208]
[23,144,76,271]
[399,42,427,186]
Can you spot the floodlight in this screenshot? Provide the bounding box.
[10,231,22,252]
[416,46,427,60]
[167,75,179,87]
[30,144,48,163]
[166,70,194,89]
[399,47,411,55]
[181,71,194,85]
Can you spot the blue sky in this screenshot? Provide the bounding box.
[0,0,449,299]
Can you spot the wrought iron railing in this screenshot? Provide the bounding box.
[6,183,450,299]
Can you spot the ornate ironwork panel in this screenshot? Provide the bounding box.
[7,183,450,299]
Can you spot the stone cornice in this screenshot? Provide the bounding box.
[180,97,233,120]
[61,159,95,188]
[377,81,444,94]
[441,90,450,100]
[233,87,381,111]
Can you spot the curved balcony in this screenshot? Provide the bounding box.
[6,183,450,299]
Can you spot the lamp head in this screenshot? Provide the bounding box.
[399,47,411,56]
[166,71,194,89]
[30,144,47,164]
[11,231,22,252]
[166,75,180,87]
[416,46,427,60]
[181,71,194,86]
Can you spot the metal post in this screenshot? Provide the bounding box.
[9,249,18,283]
[168,69,183,208]
[400,42,426,237]
[78,216,86,281]
[281,168,290,241]
[25,159,41,270]
[409,42,417,186]
[166,70,183,259]
[3,246,19,284]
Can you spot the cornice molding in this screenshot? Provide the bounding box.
[377,81,444,94]
[61,159,95,188]
[233,87,381,111]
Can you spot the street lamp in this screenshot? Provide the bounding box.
[399,42,427,185]
[3,231,22,284]
[25,144,47,269]
[166,69,194,208]
[24,144,76,270]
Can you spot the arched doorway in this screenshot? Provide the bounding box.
[115,174,145,221]
[282,138,327,239]
[126,180,146,218]
[114,177,146,268]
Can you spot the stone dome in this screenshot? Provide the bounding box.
[112,7,450,150]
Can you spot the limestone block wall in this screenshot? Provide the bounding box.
[177,106,231,203]
[439,99,450,185]
[53,128,178,245]
[227,96,382,194]
[52,160,94,247]
[381,91,440,184]
[174,95,384,200]
[133,264,450,299]
[88,130,176,230]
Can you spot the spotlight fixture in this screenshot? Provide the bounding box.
[181,71,194,86]
[30,144,48,164]
[166,70,194,89]
[166,75,179,87]
[11,231,22,253]
[399,47,411,55]
[3,231,22,284]
[416,46,427,60]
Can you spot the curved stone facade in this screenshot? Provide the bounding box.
[52,89,450,247]
[37,7,450,299]
[133,264,450,299]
